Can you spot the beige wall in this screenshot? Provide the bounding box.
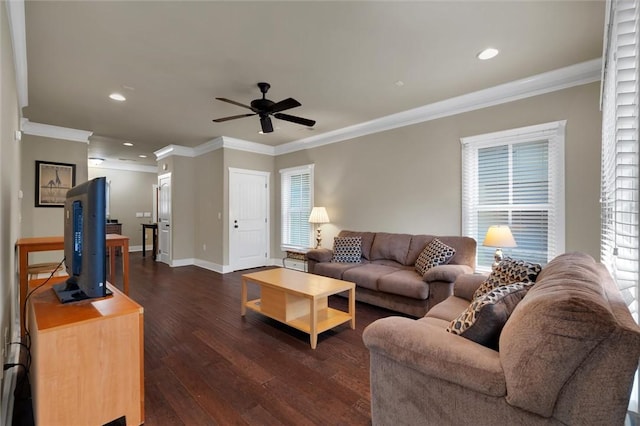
[194,149,224,264]
[171,156,196,261]
[275,82,602,261]
[88,167,157,248]
[0,2,22,391]
[19,135,88,262]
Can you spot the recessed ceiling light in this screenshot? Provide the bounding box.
[88,157,105,166]
[477,48,499,60]
[138,154,147,158]
[123,142,133,147]
[109,93,126,101]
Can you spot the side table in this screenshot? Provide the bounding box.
[282,249,308,272]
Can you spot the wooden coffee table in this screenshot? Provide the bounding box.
[241,268,355,349]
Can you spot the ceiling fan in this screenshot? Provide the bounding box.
[213,82,316,133]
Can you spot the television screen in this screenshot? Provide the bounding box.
[53,177,110,303]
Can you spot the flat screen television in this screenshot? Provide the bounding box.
[53,176,111,303]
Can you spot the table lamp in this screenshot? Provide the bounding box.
[308,207,330,248]
[483,225,517,268]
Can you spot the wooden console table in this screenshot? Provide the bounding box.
[16,234,130,334]
[28,281,144,425]
[141,223,158,260]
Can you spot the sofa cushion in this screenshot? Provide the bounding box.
[338,230,375,260]
[313,261,364,280]
[472,257,541,299]
[332,236,362,263]
[378,269,429,300]
[447,282,532,349]
[370,232,412,265]
[343,264,399,291]
[415,238,456,276]
[425,295,471,322]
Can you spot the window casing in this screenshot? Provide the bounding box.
[461,121,566,271]
[280,164,314,250]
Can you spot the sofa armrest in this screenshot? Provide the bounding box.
[453,273,488,301]
[363,316,505,397]
[423,264,473,283]
[306,248,333,263]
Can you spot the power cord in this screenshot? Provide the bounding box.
[21,257,66,349]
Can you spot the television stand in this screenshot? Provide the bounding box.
[29,281,144,425]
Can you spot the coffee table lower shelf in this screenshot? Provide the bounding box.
[245,299,352,335]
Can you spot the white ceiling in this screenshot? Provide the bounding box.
[20,1,605,167]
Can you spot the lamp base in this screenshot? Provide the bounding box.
[315,228,322,249]
[492,248,504,269]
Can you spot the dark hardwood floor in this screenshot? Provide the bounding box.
[14,253,404,425]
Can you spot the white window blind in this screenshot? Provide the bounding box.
[461,122,566,271]
[601,0,639,322]
[280,164,314,250]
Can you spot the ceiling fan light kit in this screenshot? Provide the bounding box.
[213,82,316,133]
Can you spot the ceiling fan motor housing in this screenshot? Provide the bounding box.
[251,98,275,110]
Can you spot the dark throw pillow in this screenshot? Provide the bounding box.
[415,238,456,276]
[472,257,542,300]
[331,236,362,263]
[447,282,533,349]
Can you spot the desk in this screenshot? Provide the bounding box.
[28,281,144,425]
[142,223,158,260]
[16,234,130,334]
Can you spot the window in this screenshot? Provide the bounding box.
[601,0,639,322]
[461,121,566,271]
[280,164,314,250]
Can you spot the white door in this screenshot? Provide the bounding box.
[158,173,171,265]
[229,168,270,271]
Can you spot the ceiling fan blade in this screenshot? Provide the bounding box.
[215,97,256,111]
[260,115,274,133]
[212,113,256,123]
[273,113,316,127]
[267,97,301,113]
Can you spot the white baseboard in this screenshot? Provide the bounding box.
[127,245,153,253]
[165,257,284,274]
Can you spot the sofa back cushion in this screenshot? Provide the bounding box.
[338,230,375,260]
[407,235,477,268]
[370,232,412,265]
[499,252,640,419]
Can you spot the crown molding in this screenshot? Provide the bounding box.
[89,162,157,174]
[6,0,28,109]
[275,58,602,156]
[21,119,92,143]
[155,135,274,160]
[153,144,195,160]
[221,136,275,156]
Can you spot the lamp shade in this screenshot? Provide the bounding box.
[482,225,517,248]
[308,207,330,224]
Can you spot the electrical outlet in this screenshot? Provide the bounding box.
[135,212,143,218]
[203,244,206,252]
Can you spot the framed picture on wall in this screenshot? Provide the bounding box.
[35,160,76,207]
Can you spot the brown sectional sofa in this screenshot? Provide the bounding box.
[306,230,477,317]
[363,252,640,425]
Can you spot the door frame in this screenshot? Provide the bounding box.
[157,172,172,265]
[228,167,270,271]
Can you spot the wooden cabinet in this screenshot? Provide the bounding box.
[28,283,144,425]
[105,223,122,235]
